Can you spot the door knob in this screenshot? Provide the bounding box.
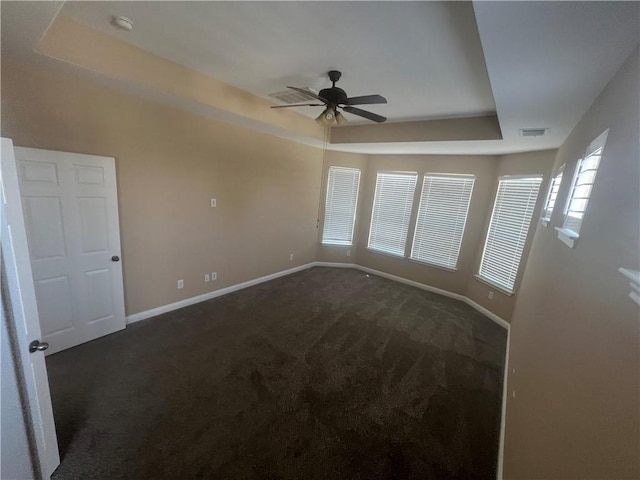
[29,340,49,353]
[111,255,120,262]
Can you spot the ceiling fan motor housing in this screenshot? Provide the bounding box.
[319,87,347,107]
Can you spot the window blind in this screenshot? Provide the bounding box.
[479,176,542,292]
[563,130,608,235]
[368,171,417,257]
[322,166,361,245]
[542,165,564,220]
[410,174,475,269]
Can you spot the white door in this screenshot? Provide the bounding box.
[1,138,60,478]
[15,147,126,355]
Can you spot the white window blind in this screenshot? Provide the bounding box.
[410,174,475,269]
[562,130,608,235]
[479,176,542,293]
[368,171,417,257]
[542,165,564,221]
[322,166,361,245]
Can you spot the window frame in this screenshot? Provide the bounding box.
[477,174,543,294]
[540,164,565,227]
[321,166,361,246]
[409,173,475,271]
[367,170,418,258]
[555,129,609,248]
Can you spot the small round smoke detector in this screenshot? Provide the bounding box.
[111,16,134,32]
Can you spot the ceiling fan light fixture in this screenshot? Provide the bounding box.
[335,111,347,126]
[315,108,335,126]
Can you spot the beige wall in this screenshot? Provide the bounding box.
[1,63,323,316]
[466,150,556,320]
[317,150,554,321]
[503,48,640,478]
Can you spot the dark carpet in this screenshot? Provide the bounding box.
[47,267,507,480]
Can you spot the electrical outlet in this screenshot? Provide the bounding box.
[289,253,294,261]
[177,279,184,289]
[210,198,217,208]
[212,272,217,281]
[204,274,210,282]
[346,249,351,257]
[488,291,494,300]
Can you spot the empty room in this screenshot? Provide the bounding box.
[1,1,638,479]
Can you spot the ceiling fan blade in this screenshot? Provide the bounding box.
[342,94,387,106]
[286,86,327,102]
[343,106,387,123]
[270,103,323,109]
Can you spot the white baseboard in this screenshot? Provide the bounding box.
[463,298,511,330]
[354,265,467,302]
[313,261,356,268]
[126,262,316,324]
[346,264,509,330]
[128,261,511,332]
[497,327,511,480]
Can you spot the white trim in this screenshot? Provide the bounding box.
[473,274,514,297]
[497,327,511,480]
[618,267,640,307]
[126,262,316,324]
[555,227,578,248]
[355,265,467,301]
[313,262,356,268]
[463,297,511,330]
[128,261,511,331]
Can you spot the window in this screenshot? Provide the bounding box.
[322,166,361,245]
[368,171,417,256]
[410,174,475,270]
[540,164,564,226]
[556,129,609,247]
[478,176,543,293]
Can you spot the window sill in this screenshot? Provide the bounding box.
[540,217,550,227]
[618,267,640,306]
[555,227,579,248]
[366,247,406,259]
[408,258,457,272]
[321,241,353,247]
[474,275,514,296]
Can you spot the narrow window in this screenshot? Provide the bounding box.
[367,171,418,257]
[478,176,543,293]
[322,166,361,246]
[540,164,564,226]
[411,174,475,270]
[559,129,609,241]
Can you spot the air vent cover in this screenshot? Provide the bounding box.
[520,128,548,137]
[268,89,317,104]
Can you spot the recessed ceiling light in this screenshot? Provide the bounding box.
[111,16,134,32]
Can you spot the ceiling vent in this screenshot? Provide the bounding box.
[519,128,548,137]
[268,89,317,105]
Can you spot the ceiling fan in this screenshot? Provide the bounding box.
[271,70,387,126]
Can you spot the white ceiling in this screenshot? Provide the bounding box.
[60,1,497,124]
[1,1,639,155]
